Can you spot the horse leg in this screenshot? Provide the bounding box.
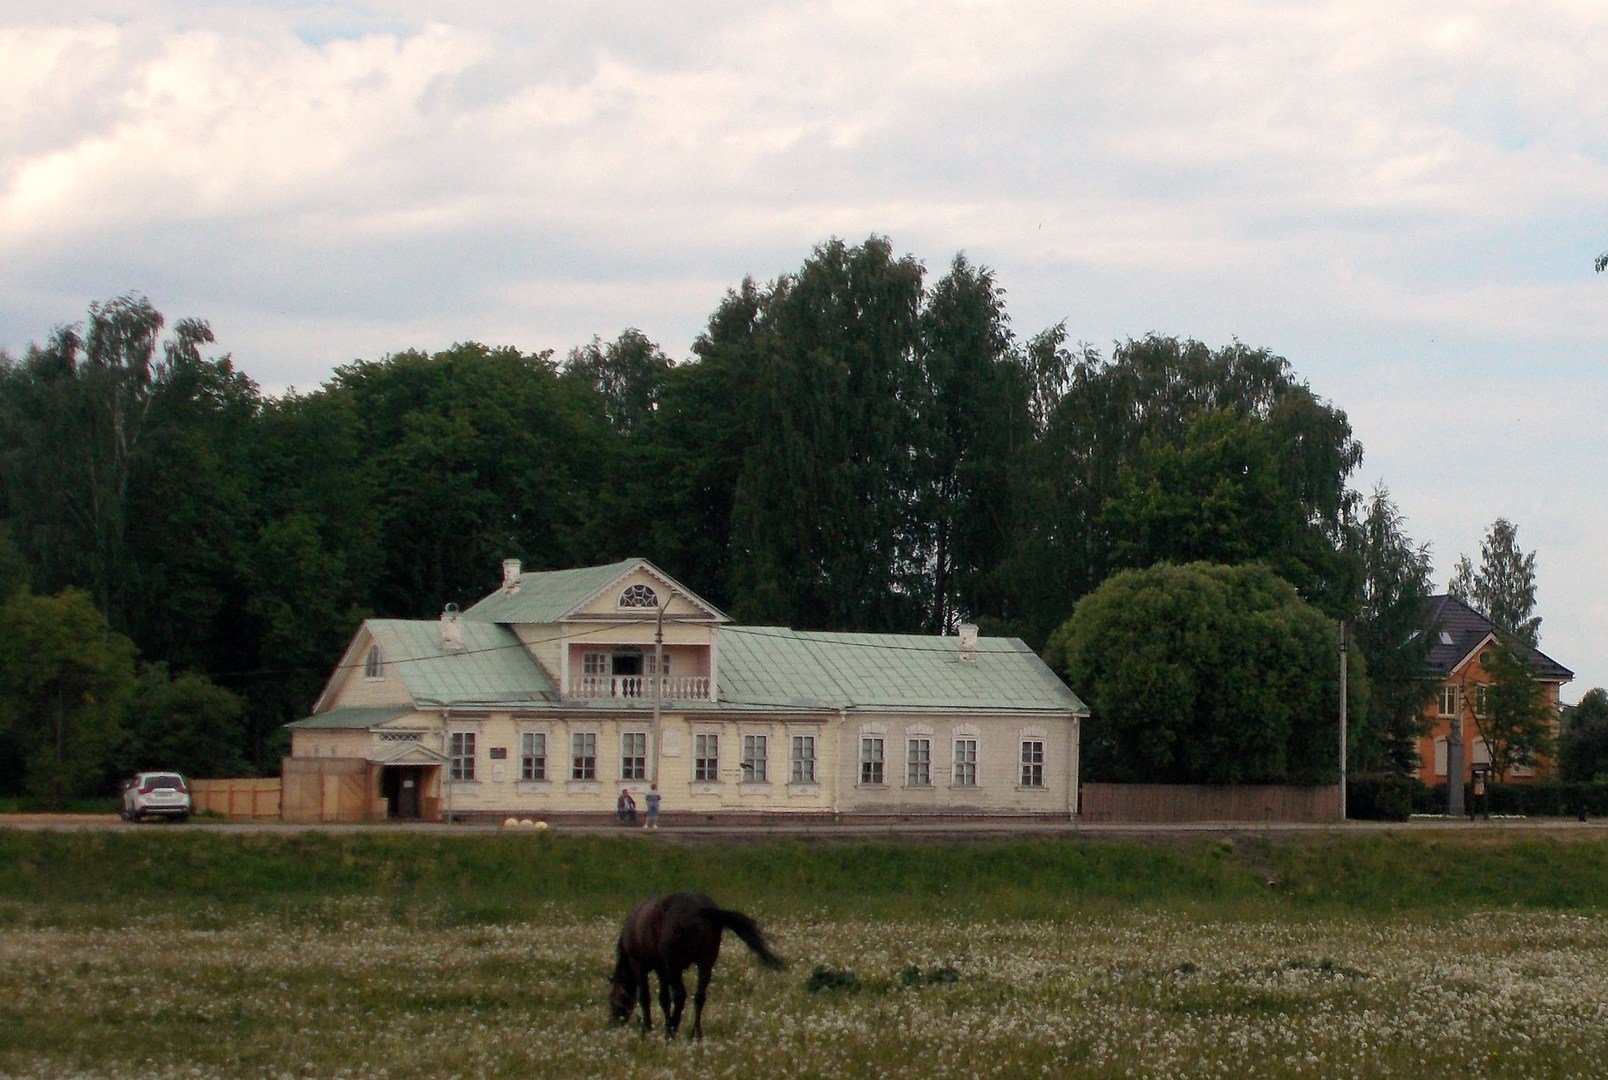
[637,970,653,1035]
[657,965,676,1038]
[667,970,690,1039]
[689,961,712,1040]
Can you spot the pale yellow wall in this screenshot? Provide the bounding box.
[422,710,1074,817]
[832,713,1077,816]
[509,623,564,682]
[323,636,413,710]
[289,728,382,759]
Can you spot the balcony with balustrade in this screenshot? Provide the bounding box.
[567,674,713,701]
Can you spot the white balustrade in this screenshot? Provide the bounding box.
[569,675,711,700]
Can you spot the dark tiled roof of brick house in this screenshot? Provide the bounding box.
[1424,594,1574,682]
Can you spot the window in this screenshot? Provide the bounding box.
[1020,740,1045,787]
[571,732,597,780]
[694,733,720,782]
[1473,685,1490,718]
[364,646,383,679]
[860,737,885,785]
[953,738,978,786]
[790,735,816,783]
[520,732,547,781]
[646,652,672,675]
[907,738,931,786]
[1433,736,1449,777]
[621,732,647,780]
[1438,685,1457,717]
[449,731,476,781]
[582,652,608,676]
[619,583,659,608]
[742,735,768,782]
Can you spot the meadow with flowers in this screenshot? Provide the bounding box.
[4,828,1608,1078]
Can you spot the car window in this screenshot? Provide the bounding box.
[147,775,184,789]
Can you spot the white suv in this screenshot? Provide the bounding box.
[121,772,193,822]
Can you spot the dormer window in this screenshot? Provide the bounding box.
[619,584,659,609]
[364,646,383,679]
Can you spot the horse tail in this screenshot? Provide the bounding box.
[704,906,786,970]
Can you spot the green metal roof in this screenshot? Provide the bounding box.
[715,627,1086,714]
[364,618,556,706]
[462,557,645,624]
[286,706,413,730]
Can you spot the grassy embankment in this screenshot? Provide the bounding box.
[5,830,1608,1078]
[4,827,1608,925]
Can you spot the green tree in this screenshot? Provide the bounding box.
[1007,337,1361,645]
[728,236,928,631]
[1561,688,1608,783]
[564,329,673,434]
[914,253,1031,631]
[125,664,250,778]
[1045,562,1358,785]
[1350,484,1436,772]
[0,589,136,804]
[0,526,29,601]
[1449,518,1541,647]
[1468,640,1556,781]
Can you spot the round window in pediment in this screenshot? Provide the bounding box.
[619,584,660,609]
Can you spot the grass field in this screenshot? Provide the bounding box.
[4,829,1608,1078]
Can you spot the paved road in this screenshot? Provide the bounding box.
[3,813,1604,842]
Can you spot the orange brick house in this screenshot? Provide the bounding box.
[1416,595,1573,786]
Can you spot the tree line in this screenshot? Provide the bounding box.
[0,235,1572,802]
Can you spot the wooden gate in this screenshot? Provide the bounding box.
[280,758,382,822]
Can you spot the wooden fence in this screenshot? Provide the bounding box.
[1080,783,1343,823]
[190,778,282,821]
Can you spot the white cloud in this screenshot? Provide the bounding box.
[1,0,1605,692]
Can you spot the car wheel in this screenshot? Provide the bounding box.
[175,812,190,824]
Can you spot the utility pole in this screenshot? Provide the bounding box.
[650,600,665,786]
[1447,685,1466,817]
[1338,620,1348,821]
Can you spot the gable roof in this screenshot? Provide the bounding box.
[461,557,729,624]
[306,618,558,717]
[1424,594,1573,682]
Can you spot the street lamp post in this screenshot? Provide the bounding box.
[651,600,665,786]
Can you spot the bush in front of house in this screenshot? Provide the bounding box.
[1346,773,1420,821]
[1416,780,1608,817]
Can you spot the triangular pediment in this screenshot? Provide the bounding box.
[369,740,449,766]
[567,560,726,623]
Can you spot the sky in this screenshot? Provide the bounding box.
[2,2,1604,699]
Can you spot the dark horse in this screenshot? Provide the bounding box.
[609,892,785,1039]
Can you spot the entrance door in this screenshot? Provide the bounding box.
[383,766,423,819]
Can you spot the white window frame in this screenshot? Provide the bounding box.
[620,732,647,780]
[519,731,547,781]
[619,583,659,609]
[953,738,978,787]
[1020,739,1045,788]
[1473,684,1490,718]
[364,646,383,679]
[860,737,885,785]
[1438,684,1457,717]
[448,731,476,782]
[694,733,720,782]
[906,738,932,787]
[742,734,768,782]
[571,732,597,781]
[582,652,608,676]
[790,735,816,784]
